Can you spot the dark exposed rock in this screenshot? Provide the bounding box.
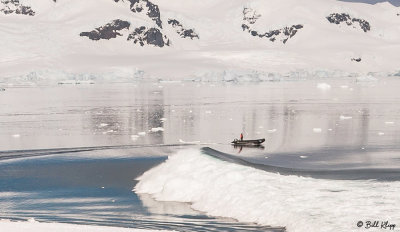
[0,0,35,16]
[241,7,303,44]
[114,0,162,28]
[168,18,199,39]
[80,19,130,40]
[326,13,370,32]
[243,7,261,24]
[127,26,170,47]
[351,58,362,62]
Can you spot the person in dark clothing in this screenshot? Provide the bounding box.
[240,133,243,141]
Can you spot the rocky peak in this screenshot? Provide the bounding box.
[242,7,261,25]
[114,0,162,28]
[241,7,303,44]
[326,13,370,32]
[0,0,35,16]
[127,26,170,47]
[80,19,130,40]
[168,19,199,39]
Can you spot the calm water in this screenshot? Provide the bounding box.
[1,78,400,230]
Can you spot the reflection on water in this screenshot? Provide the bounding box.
[1,80,400,169]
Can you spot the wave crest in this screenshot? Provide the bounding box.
[135,148,400,232]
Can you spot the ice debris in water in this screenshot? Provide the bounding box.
[131,135,139,141]
[385,121,395,125]
[378,132,385,136]
[99,123,108,128]
[313,128,322,133]
[138,132,146,136]
[149,127,164,132]
[268,129,277,133]
[27,218,37,223]
[339,115,352,120]
[300,156,308,159]
[12,134,20,138]
[317,83,331,90]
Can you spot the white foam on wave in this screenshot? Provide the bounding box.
[135,149,400,232]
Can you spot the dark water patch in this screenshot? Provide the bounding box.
[202,147,400,181]
[0,148,284,231]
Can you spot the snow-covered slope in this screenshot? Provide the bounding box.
[0,0,400,81]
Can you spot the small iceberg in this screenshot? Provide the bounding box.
[339,115,352,120]
[313,128,322,133]
[149,127,164,132]
[317,83,331,90]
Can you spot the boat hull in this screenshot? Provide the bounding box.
[231,138,265,146]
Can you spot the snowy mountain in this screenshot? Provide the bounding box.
[0,0,400,81]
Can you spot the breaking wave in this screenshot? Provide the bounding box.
[135,148,400,232]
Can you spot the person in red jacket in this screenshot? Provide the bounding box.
[240,133,243,141]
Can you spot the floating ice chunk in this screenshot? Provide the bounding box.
[385,121,395,125]
[99,123,108,128]
[378,132,385,136]
[205,110,212,114]
[138,132,146,136]
[131,135,139,141]
[340,85,349,89]
[264,157,269,159]
[340,115,352,120]
[268,129,277,133]
[150,127,164,132]
[259,126,264,129]
[179,139,200,144]
[160,118,167,122]
[27,218,37,223]
[300,156,308,159]
[317,83,331,90]
[356,76,378,82]
[313,128,322,133]
[12,134,20,138]
[328,128,333,131]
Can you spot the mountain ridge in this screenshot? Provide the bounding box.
[0,0,399,81]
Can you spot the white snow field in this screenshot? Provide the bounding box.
[1,0,400,82]
[135,148,400,232]
[0,219,173,232]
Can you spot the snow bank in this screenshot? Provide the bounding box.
[135,148,400,232]
[0,219,172,232]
